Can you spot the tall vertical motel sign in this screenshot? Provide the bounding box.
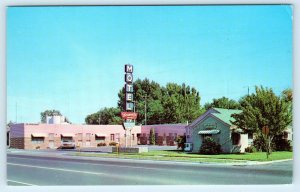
[121,64,138,147]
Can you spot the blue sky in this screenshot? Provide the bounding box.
[7,5,292,124]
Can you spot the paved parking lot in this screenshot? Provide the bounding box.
[74,145,178,152]
[8,145,179,154]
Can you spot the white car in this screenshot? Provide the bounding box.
[61,140,75,149]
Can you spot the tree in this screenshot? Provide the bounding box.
[204,97,241,110]
[7,121,14,127]
[231,86,292,158]
[118,78,164,125]
[40,110,62,123]
[117,79,203,125]
[175,135,186,151]
[85,107,122,125]
[281,88,293,103]
[149,128,156,145]
[281,88,293,123]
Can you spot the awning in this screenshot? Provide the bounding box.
[31,133,47,137]
[95,134,107,137]
[61,133,75,137]
[198,130,220,135]
[232,128,244,133]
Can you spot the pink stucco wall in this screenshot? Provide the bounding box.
[10,123,187,148]
[10,123,186,138]
[15,124,141,137]
[141,124,186,136]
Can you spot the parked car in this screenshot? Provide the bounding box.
[61,140,75,149]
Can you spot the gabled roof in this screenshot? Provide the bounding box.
[189,107,242,128]
[211,108,242,126]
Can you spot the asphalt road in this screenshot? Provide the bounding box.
[7,153,292,185]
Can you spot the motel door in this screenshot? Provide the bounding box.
[49,141,55,149]
[85,141,91,147]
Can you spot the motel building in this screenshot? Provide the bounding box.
[8,108,292,152]
[186,108,293,153]
[186,108,249,153]
[9,115,186,150]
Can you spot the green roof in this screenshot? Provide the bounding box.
[211,108,242,125]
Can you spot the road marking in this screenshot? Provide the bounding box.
[7,163,104,176]
[7,156,166,171]
[7,179,38,186]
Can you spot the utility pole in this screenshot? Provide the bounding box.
[243,86,251,96]
[130,101,136,147]
[247,86,249,96]
[143,95,147,125]
[15,102,18,123]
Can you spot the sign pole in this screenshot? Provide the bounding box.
[130,129,132,147]
[125,129,127,148]
[122,64,137,148]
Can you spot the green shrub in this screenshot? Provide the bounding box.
[109,141,118,146]
[175,135,186,151]
[149,128,156,145]
[253,136,271,152]
[272,136,292,151]
[254,135,292,152]
[97,142,107,147]
[245,146,257,153]
[199,137,221,155]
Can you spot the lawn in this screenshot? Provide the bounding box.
[73,150,292,163]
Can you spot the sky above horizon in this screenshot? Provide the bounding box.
[7,5,292,124]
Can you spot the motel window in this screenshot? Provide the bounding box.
[116,133,120,142]
[31,136,44,144]
[132,134,135,140]
[174,133,177,139]
[86,133,91,141]
[95,136,105,141]
[231,133,240,145]
[283,132,289,140]
[202,134,212,140]
[61,136,73,142]
[248,133,253,140]
[48,133,54,140]
[110,134,115,141]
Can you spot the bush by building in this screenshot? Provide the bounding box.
[272,136,292,151]
[245,146,257,153]
[175,135,186,151]
[149,128,156,145]
[253,135,292,152]
[199,137,221,155]
[109,141,118,146]
[97,142,107,147]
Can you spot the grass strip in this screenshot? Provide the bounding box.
[71,150,292,163]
